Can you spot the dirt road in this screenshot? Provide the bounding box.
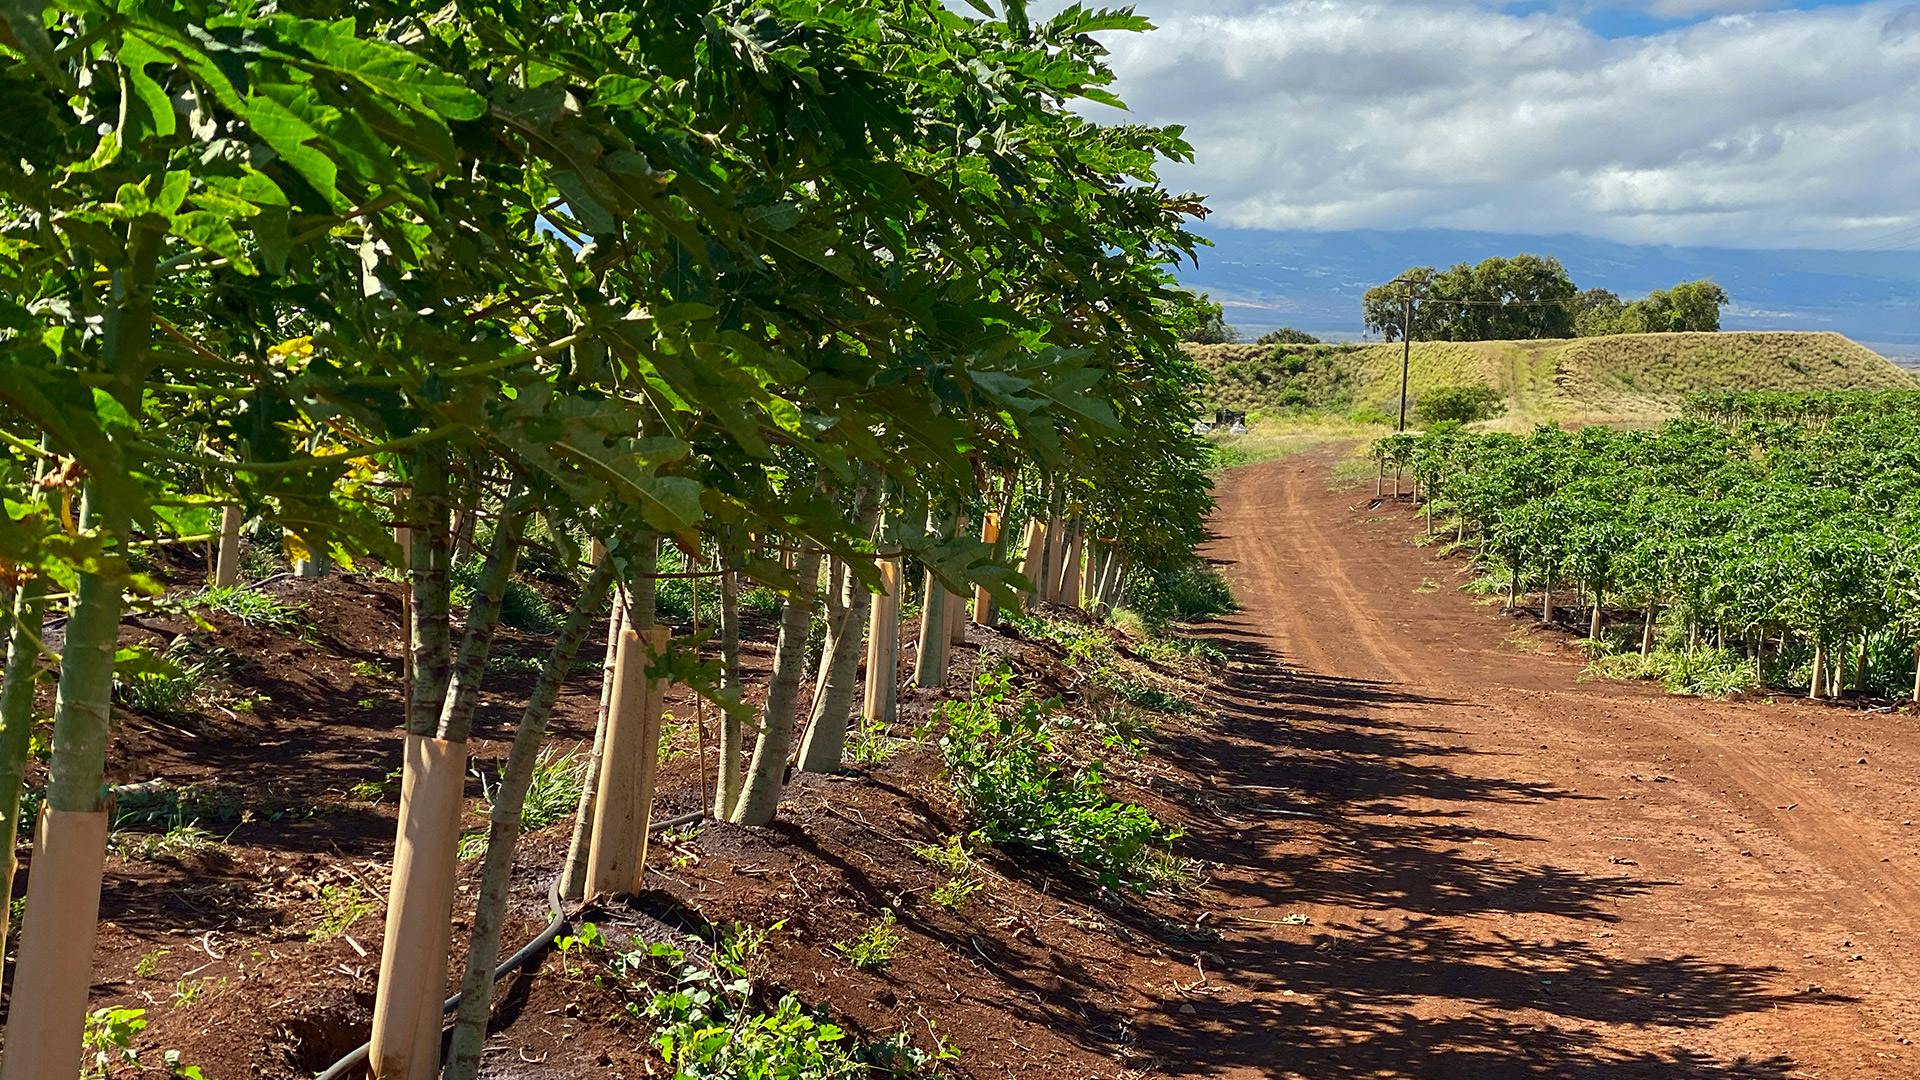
[1139,450,1920,1079]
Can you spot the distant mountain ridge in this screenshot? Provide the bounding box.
[1177,227,1920,352]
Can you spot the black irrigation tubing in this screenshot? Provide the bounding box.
[313,808,707,1080]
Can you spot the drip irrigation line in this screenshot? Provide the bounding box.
[312,808,707,1080]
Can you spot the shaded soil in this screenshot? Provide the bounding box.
[3,567,1233,1079]
[6,446,1917,1078]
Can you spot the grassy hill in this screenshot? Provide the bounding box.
[1189,331,1915,426]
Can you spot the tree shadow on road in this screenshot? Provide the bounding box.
[1126,630,1836,1078]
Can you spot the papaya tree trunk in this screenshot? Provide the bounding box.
[1589,590,1603,641]
[810,549,848,708]
[1854,637,1869,695]
[444,561,614,1080]
[862,555,902,729]
[0,450,53,970]
[711,543,745,819]
[565,536,655,892]
[973,510,1003,626]
[913,508,958,688]
[1105,549,1128,611]
[584,623,669,895]
[912,567,950,687]
[2,486,128,1080]
[1911,642,1919,704]
[976,479,1015,626]
[1541,571,1554,626]
[1041,508,1067,604]
[1085,543,1108,614]
[1809,642,1826,700]
[214,504,243,587]
[797,492,881,774]
[1641,607,1656,658]
[1016,517,1047,612]
[560,588,624,902]
[732,548,824,827]
[4,227,157,1080]
[372,483,529,1080]
[1057,517,1084,608]
[947,508,970,646]
[796,569,873,774]
[0,576,48,967]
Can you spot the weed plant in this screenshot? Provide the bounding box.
[1585,646,1759,698]
[460,747,583,858]
[1124,559,1234,625]
[912,838,984,911]
[936,669,1182,892]
[1132,633,1227,667]
[634,924,955,1077]
[847,718,899,766]
[832,911,902,971]
[309,882,374,941]
[1093,671,1191,715]
[191,584,301,630]
[113,638,225,719]
[449,558,563,632]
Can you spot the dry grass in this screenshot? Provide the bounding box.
[1209,413,1393,469]
[1191,332,1915,427]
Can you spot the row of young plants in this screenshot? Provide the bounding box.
[528,599,1225,1079]
[1375,392,1920,700]
[0,2,1218,1077]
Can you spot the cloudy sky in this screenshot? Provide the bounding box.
[1084,0,1920,251]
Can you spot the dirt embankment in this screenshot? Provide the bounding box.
[9,570,1236,1078]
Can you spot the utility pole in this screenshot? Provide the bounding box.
[1393,278,1416,432]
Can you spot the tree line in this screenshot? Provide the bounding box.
[1376,391,1920,701]
[0,2,1215,1077]
[1362,254,1729,342]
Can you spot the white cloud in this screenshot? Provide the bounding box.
[1091,1,1920,248]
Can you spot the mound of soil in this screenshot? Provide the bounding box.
[3,565,1234,1079]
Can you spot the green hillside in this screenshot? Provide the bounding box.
[1190,331,1916,425]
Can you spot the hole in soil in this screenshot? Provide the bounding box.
[279,988,373,1075]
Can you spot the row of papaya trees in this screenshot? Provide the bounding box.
[0,2,1216,1077]
[1376,389,1920,700]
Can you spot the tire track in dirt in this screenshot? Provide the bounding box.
[1133,448,1920,1080]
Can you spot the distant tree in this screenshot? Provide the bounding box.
[1256,327,1321,345]
[1364,255,1576,341]
[1166,290,1237,343]
[1414,385,1507,426]
[1579,279,1729,336]
[1651,278,1729,332]
[1575,288,1633,337]
[1362,267,1433,342]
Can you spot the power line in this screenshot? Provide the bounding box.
[1846,220,1920,251]
[1392,295,1588,307]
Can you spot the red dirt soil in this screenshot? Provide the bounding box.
[7,446,1917,1079]
[1151,449,1920,1078]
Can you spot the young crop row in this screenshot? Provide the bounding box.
[1375,392,1920,699]
[0,4,1216,1078]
